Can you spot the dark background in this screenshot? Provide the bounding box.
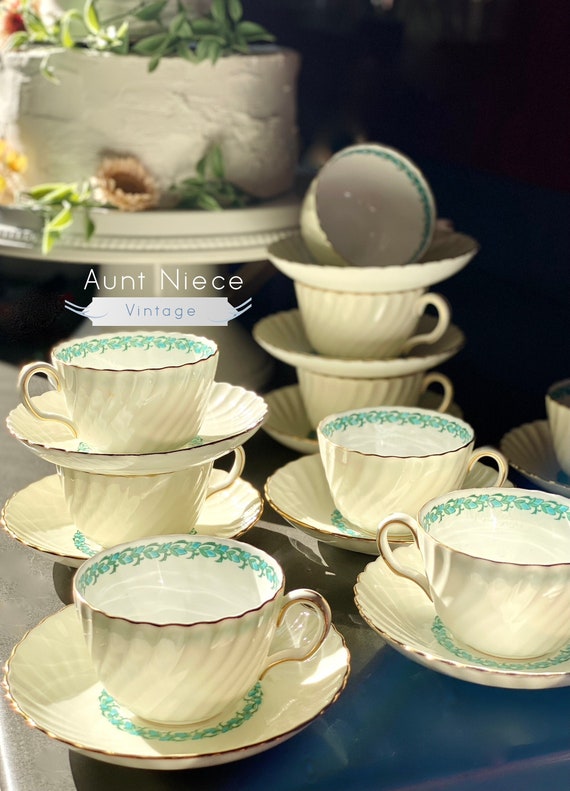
[1,0,569,446]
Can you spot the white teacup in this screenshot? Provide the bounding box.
[58,446,245,548]
[546,378,570,475]
[317,406,507,534]
[73,535,332,724]
[298,368,453,428]
[377,487,570,660]
[295,282,450,359]
[18,331,218,453]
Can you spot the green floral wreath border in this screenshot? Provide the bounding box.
[56,334,215,363]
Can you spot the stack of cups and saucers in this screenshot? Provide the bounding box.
[262,144,570,691]
[1,332,350,769]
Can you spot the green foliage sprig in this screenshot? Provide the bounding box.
[21,181,99,254]
[169,145,255,210]
[5,0,275,72]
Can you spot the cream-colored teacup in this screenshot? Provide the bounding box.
[546,378,570,475]
[57,446,245,548]
[18,331,218,453]
[378,487,570,659]
[298,368,453,428]
[73,535,332,724]
[317,406,507,534]
[295,282,450,359]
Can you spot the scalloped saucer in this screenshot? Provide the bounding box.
[264,454,510,554]
[2,474,263,567]
[354,545,570,689]
[263,384,463,455]
[6,382,267,474]
[500,420,570,497]
[3,606,349,770]
[253,310,465,378]
[267,229,478,294]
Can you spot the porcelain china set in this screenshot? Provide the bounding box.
[255,144,478,454]
[262,144,570,690]
[2,331,350,768]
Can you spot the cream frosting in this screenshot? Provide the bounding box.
[0,46,300,199]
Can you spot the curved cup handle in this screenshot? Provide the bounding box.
[466,446,508,486]
[206,446,246,498]
[18,362,78,437]
[376,513,432,600]
[419,371,454,413]
[260,589,332,679]
[401,293,451,355]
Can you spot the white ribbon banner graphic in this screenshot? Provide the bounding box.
[64,297,252,327]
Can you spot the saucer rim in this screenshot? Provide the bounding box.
[3,606,350,767]
[1,474,264,567]
[500,420,570,497]
[354,547,570,684]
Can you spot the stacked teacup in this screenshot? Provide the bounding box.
[255,143,480,448]
[4,331,343,742]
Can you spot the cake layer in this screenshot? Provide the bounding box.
[0,46,300,200]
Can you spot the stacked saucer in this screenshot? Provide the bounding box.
[2,330,350,767]
[253,144,478,453]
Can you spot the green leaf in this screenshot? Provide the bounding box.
[39,55,60,84]
[26,183,70,200]
[46,204,74,231]
[227,0,243,23]
[83,0,101,35]
[168,12,186,35]
[191,19,221,35]
[132,32,168,54]
[195,37,211,61]
[237,21,274,39]
[60,14,78,48]
[176,20,194,39]
[210,146,225,180]
[84,211,96,240]
[39,185,78,204]
[7,31,30,50]
[196,153,208,180]
[42,229,58,255]
[196,193,223,211]
[176,41,196,61]
[148,53,162,72]
[133,0,169,21]
[210,0,228,25]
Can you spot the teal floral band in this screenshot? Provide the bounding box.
[321,410,471,444]
[55,334,215,363]
[76,539,280,595]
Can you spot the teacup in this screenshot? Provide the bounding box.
[58,446,245,548]
[298,368,453,428]
[317,406,507,534]
[546,378,570,475]
[377,487,570,660]
[18,331,218,453]
[73,535,332,724]
[294,282,450,359]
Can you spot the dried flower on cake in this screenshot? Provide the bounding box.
[0,1,26,38]
[95,156,160,211]
[0,138,28,204]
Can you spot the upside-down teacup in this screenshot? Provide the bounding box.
[73,535,332,724]
[18,331,218,453]
[377,487,570,659]
[58,446,245,547]
[294,282,451,359]
[546,378,570,475]
[298,368,453,428]
[317,406,507,534]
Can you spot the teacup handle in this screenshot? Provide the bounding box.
[377,514,432,600]
[260,588,332,678]
[466,446,508,485]
[419,372,454,413]
[18,361,78,437]
[206,446,246,497]
[401,293,451,355]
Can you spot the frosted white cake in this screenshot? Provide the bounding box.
[0,45,300,200]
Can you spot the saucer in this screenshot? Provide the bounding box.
[264,454,509,554]
[268,229,478,293]
[253,310,465,378]
[354,545,570,689]
[500,420,570,497]
[3,606,350,770]
[6,382,267,474]
[2,474,264,567]
[263,384,463,455]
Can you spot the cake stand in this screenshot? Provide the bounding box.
[0,194,300,390]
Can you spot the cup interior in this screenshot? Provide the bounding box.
[318,408,472,457]
[547,379,570,408]
[74,537,283,624]
[419,488,570,565]
[54,332,217,371]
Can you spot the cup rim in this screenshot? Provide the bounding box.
[546,378,570,405]
[73,535,285,627]
[317,406,473,459]
[51,331,218,373]
[294,280,425,299]
[415,486,570,568]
